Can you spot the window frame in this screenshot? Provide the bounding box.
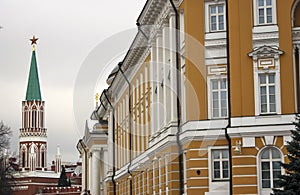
[259,73,276,114]
[258,147,284,194]
[205,1,226,33]
[207,76,228,119]
[253,0,277,26]
[211,149,229,181]
[209,4,225,32]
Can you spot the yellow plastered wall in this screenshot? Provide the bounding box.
[181,0,207,121]
[228,0,255,117]
[278,0,296,114]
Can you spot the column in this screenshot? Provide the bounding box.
[92,149,100,195]
[163,18,171,126]
[156,30,164,132]
[145,66,149,148]
[169,13,178,123]
[88,152,93,191]
[136,78,140,156]
[103,148,109,194]
[107,110,113,176]
[140,73,145,152]
[150,40,157,138]
[81,152,86,192]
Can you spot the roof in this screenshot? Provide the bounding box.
[26,50,42,101]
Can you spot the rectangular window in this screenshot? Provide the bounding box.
[212,149,229,180]
[258,0,272,24]
[211,78,228,118]
[209,4,225,32]
[259,74,276,114]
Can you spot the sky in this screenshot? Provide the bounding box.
[0,0,146,163]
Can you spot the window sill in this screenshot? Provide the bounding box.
[253,24,278,34]
[205,31,226,40]
[212,179,229,182]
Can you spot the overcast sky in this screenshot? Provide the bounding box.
[0,0,146,163]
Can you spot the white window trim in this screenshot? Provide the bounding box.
[253,0,277,26]
[259,74,277,114]
[205,0,226,33]
[208,146,230,182]
[207,75,228,119]
[253,63,281,116]
[257,146,284,195]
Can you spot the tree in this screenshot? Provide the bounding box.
[0,121,14,195]
[273,115,300,195]
[58,165,71,187]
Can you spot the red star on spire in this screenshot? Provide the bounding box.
[30,36,38,45]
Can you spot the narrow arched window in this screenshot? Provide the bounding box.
[22,152,26,167]
[41,151,45,167]
[260,147,282,189]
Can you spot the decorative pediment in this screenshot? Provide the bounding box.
[248,45,284,60]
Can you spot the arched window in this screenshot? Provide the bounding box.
[21,145,27,168]
[22,151,26,167]
[260,147,282,189]
[40,145,46,168]
[293,1,300,27]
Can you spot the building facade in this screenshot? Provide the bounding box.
[77,113,109,195]
[82,0,300,194]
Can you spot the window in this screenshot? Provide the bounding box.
[211,78,228,118]
[260,148,282,188]
[212,149,229,180]
[259,74,276,114]
[22,152,26,167]
[209,4,225,31]
[258,0,273,24]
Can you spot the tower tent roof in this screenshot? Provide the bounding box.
[26,49,42,101]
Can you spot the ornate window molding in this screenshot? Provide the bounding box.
[249,45,284,115]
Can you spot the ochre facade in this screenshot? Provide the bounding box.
[86,0,300,194]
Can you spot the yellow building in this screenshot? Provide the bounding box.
[84,0,300,194]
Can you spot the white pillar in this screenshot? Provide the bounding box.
[103,148,108,195]
[88,152,93,191]
[81,152,86,193]
[136,78,140,156]
[150,40,157,138]
[145,66,149,148]
[169,13,178,123]
[92,149,100,195]
[140,73,144,152]
[163,18,171,126]
[156,30,164,132]
[108,110,113,176]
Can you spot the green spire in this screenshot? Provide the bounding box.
[26,49,42,101]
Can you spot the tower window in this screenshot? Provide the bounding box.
[22,152,26,167]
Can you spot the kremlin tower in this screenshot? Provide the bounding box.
[19,36,47,171]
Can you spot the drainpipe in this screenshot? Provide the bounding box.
[169,1,184,194]
[118,62,133,195]
[102,90,116,195]
[77,139,88,194]
[225,0,233,194]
